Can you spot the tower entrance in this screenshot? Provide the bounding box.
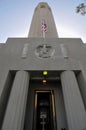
[33,90,56,130]
[24,80,67,130]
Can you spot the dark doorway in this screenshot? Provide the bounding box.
[24,80,68,130]
[33,90,56,130]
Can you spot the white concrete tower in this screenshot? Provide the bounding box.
[28,2,58,38]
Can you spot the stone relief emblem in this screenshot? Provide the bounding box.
[35,44,55,58]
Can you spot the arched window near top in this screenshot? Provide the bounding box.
[40,5,46,8]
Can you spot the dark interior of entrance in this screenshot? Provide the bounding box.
[34,91,56,130]
[24,80,67,130]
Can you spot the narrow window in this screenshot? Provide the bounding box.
[60,44,68,58]
[21,43,29,58]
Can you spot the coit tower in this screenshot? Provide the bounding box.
[0,2,86,130]
[28,2,58,38]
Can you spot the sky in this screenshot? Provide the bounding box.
[0,0,86,43]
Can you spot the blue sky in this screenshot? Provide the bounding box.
[0,0,86,43]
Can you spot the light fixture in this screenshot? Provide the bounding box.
[42,79,47,85]
[43,71,48,76]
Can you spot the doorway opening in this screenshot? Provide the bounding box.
[33,90,56,130]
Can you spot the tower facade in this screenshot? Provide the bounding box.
[28,2,58,38]
[0,2,86,130]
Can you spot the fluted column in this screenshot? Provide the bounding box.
[77,71,86,108]
[61,71,86,130]
[0,71,12,128]
[2,71,30,130]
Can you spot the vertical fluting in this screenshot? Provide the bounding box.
[1,71,30,130]
[61,71,86,130]
[0,71,12,128]
[77,71,86,109]
[28,2,58,38]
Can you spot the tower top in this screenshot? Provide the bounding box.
[35,2,51,10]
[28,2,58,38]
